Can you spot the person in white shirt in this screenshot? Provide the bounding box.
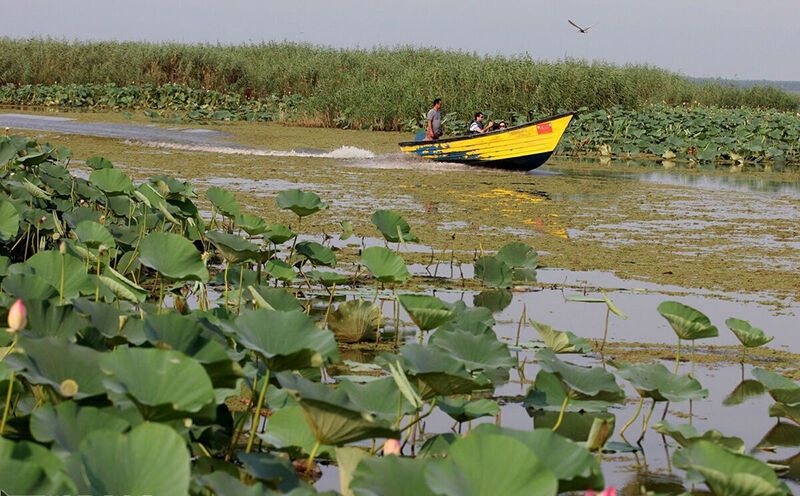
[468,112,494,134]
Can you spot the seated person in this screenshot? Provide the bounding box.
[497,121,508,130]
[468,112,494,134]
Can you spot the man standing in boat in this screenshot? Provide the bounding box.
[425,98,443,140]
[468,112,494,134]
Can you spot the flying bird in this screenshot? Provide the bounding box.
[568,19,595,33]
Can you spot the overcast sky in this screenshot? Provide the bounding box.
[4,0,798,81]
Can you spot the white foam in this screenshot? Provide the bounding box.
[129,140,375,159]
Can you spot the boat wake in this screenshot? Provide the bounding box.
[127,140,376,159]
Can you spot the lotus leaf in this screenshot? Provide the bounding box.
[424,430,559,496]
[235,212,269,235]
[194,471,274,496]
[296,240,337,267]
[72,297,146,344]
[0,437,77,495]
[264,223,296,244]
[6,335,105,399]
[79,422,191,496]
[100,347,216,421]
[85,156,113,170]
[536,348,625,402]
[351,456,437,496]
[613,362,708,403]
[30,401,131,454]
[307,269,350,287]
[525,370,620,413]
[206,185,241,218]
[657,300,719,341]
[328,299,381,343]
[259,405,335,458]
[672,439,791,496]
[276,372,399,446]
[247,286,305,312]
[473,288,512,312]
[359,246,409,284]
[474,255,512,288]
[277,189,328,218]
[726,317,773,358]
[233,308,338,370]
[370,209,419,243]
[15,249,96,299]
[437,397,499,423]
[428,327,516,384]
[237,451,302,492]
[531,319,593,353]
[89,167,134,195]
[139,231,209,282]
[337,376,416,419]
[206,229,261,264]
[723,379,767,406]
[264,259,297,282]
[752,368,800,405]
[0,199,19,242]
[398,293,454,331]
[21,298,88,339]
[653,420,745,453]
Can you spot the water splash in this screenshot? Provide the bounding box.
[129,140,375,159]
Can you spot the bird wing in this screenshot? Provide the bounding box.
[568,19,583,30]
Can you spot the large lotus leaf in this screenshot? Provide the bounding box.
[235,213,269,235]
[6,335,105,399]
[531,319,593,353]
[757,422,800,448]
[233,308,338,370]
[470,424,605,493]
[672,439,791,496]
[139,231,209,282]
[276,372,399,446]
[381,344,490,398]
[144,312,242,389]
[652,420,745,453]
[752,367,800,405]
[14,249,95,299]
[259,405,335,459]
[359,246,409,284]
[424,430,559,496]
[277,189,328,218]
[428,328,516,384]
[327,299,381,343]
[0,437,77,495]
[437,397,499,423]
[370,209,419,243]
[89,167,134,195]
[247,286,305,312]
[439,301,495,333]
[98,265,149,304]
[524,369,618,413]
[657,301,719,341]
[307,269,350,288]
[206,229,261,264]
[264,223,296,244]
[536,348,625,402]
[351,456,437,496]
[398,294,454,331]
[206,185,241,218]
[30,401,131,454]
[79,422,191,496]
[337,376,416,419]
[71,297,146,344]
[768,402,800,424]
[22,297,88,339]
[726,317,774,348]
[85,156,113,170]
[613,362,708,402]
[194,471,274,496]
[474,256,512,288]
[100,347,215,421]
[264,259,297,282]
[74,220,116,250]
[0,199,19,242]
[496,241,538,269]
[134,182,181,224]
[236,452,302,492]
[296,240,337,267]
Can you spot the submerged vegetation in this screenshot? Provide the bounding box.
[1,38,800,167]
[1,134,799,495]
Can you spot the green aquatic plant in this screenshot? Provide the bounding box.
[726,317,774,363]
[657,300,719,375]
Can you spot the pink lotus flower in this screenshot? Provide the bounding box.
[585,488,616,496]
[383,439,401,456]
[7,299,26,333]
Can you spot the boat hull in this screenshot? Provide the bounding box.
[398,112,574,171]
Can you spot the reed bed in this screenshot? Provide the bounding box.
[1,38,797,130]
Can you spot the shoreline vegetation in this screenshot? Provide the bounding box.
[1,38,799,167]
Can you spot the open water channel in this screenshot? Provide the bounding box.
[3,111,799,494]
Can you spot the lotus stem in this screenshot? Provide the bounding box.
[674,339,682,374]
[246,369,270,454]
[600,307,610,352]
[638,399,657,443]
[690,341,696,378]
[515,304,526,347]
[552,396,570,432]
[393,287,400,349]
[619,397,644,441]
[305,439,321,477]
[0,371,14,435]
[223,261,230,308]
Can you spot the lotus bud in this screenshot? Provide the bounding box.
[382,439,401,456]
[99,215,105,225]
[60,379,79,397]
[60,240,67,254]
[7,298,27,333]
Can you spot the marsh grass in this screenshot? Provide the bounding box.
[1,38,798,131]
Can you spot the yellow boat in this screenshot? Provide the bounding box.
[399,112,574,171]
